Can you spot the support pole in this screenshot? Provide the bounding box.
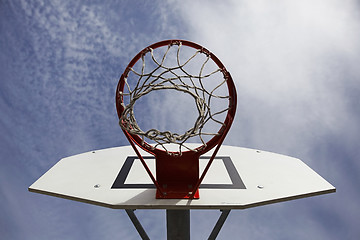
[126,209,230,240]
[208,210,231,240]
[166,209,190,240]
[125,209,150,240]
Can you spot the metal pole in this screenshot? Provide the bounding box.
[166,209,190,240]
[125,209,150,240]
[208,210,231,240]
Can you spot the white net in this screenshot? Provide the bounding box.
[119,41,231,154]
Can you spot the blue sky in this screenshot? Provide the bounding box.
[1,0,359,239]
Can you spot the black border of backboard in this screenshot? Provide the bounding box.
[111,156,246,189]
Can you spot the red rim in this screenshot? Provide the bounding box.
[116,39,237,156]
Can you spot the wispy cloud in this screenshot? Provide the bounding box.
[173,0,360,239]
[1,1,185,239]
[175,0,360,150]
[2,0,359,239]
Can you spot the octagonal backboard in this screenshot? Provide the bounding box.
[29,144,335,209]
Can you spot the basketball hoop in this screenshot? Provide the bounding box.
[29,39,335,240]
[116,40,237,199]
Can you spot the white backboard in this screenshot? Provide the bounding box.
[29,145,335,209]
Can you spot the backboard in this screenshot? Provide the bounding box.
[28,144,335,209]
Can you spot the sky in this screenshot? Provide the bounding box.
[1,0,359,239]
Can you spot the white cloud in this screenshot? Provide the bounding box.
[170,0,360,239]
[173,0,360,152]
[1,1,184,240]
[3,0,359,239]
